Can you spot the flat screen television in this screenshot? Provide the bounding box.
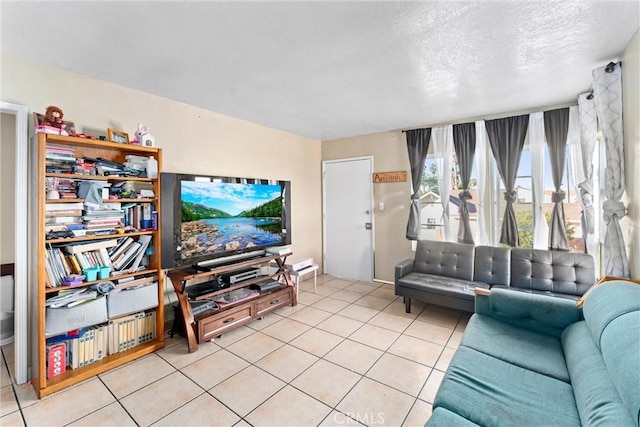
[161,173,291,269]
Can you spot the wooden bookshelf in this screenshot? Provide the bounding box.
[34,133,165,398]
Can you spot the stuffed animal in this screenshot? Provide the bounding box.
[43,106,64,129]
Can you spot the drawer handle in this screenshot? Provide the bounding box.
[270,299,280,305]
[223,317,235,324]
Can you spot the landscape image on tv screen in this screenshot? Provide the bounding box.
[180,181,284,260]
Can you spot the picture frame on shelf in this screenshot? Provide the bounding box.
[107,128,130,144]
[33,112,76,136]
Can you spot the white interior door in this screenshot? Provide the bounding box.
[323,157,373,281]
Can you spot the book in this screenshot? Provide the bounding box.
[60,239,118,255]
[128,235,152,271]
[113,242,141,270]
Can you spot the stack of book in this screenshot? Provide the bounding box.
[45,202,84,234]
[82,202,124,235]
[45,145,76,174]
[121,203,155,229]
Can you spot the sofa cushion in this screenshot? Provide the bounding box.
[474,288,582,337]
[473,245,510,286]
[510,248,595,296]
[562,321,636,426]
[413,240,475,281]
[434,346,581,426]
[397,272,489,300]
[427,407,480,426]
[461,314,570,382]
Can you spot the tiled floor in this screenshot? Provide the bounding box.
[0,275,469,426]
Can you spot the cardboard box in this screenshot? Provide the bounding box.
[107,282,158,318]
[46,297,108,337]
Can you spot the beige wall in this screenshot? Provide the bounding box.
[322,131,415,282]
[1,54,323,304]
[622,29,639,279]
[1,113,16,264]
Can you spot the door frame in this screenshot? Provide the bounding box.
[1,101,29,384]
[322,156,374,281]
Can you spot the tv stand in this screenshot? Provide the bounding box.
[191,264,212,272]
[168,253,296,352]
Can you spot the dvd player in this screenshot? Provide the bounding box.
[220,267,261,284]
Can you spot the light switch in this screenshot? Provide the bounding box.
[379,202,385,211]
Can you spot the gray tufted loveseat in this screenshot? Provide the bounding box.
[395,240,596,312]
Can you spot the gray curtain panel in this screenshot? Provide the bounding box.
[486,114,529,247]
[405,128,432,240]
[544,108,570,251]
[577,94,597,237]
[453,122,476,244]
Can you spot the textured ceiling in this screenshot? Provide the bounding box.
[1,1,638,140]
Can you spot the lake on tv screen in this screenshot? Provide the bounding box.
[181,217,282,259]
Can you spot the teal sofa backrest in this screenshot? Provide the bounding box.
[583,281,640,424]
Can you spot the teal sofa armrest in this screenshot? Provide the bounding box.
[395,258,414,282]
[475,288,582,337]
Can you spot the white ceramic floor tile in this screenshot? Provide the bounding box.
[119,372,203,426]
[245,385,332,426]
[68,402,137,426]
[404,319,453,346]
[316,314,364,338]
[336,377,414,427]
[387,335,444,367]
[348,324,400,351]
[22,378,115,426]
[289,328,344,357]
[152,393,240,426]
[100,353,176,399]
[366,353,432,397]
[291,359,361,407]
[404,399,433,427]
[1,385,18,417]
[254,344,318,382]
[226,332,284,363]
[211,366,285,417]
[181,348,250,390]
[260,317,311,343]
[324,340,383,375]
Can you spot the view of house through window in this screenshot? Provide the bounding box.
[419,134,585,253]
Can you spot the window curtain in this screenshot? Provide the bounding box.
[529,112,549,250]
[474,121,491,245]
[577,93,599,258]
[567,106,587,253]
[593,63,629,277]
[544,108,570,251]
[432,126,454,241]
[486,115,529,247]
[453,122,476,244]
[405,128,431,240]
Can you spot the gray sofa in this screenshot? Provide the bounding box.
[427,279,640,426]
[395,240,595,312]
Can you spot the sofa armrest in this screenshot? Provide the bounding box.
[395,258,415,282]
[475,288,582,337]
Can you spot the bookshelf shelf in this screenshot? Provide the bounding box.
[46,172,155,182]
[34,133,165,398]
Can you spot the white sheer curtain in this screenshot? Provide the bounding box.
[475,121,491,245]
[529,112,549,249]
[577,93,600,265]
[567,107,586,251]
[432,126,454,241]
[593,63,629,277]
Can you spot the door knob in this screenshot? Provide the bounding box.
[365,222,372,230]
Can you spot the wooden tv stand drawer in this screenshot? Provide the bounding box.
[198,303,255,342]
[256,287,292,317]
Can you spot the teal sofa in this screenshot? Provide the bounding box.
[427,279,640,426]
